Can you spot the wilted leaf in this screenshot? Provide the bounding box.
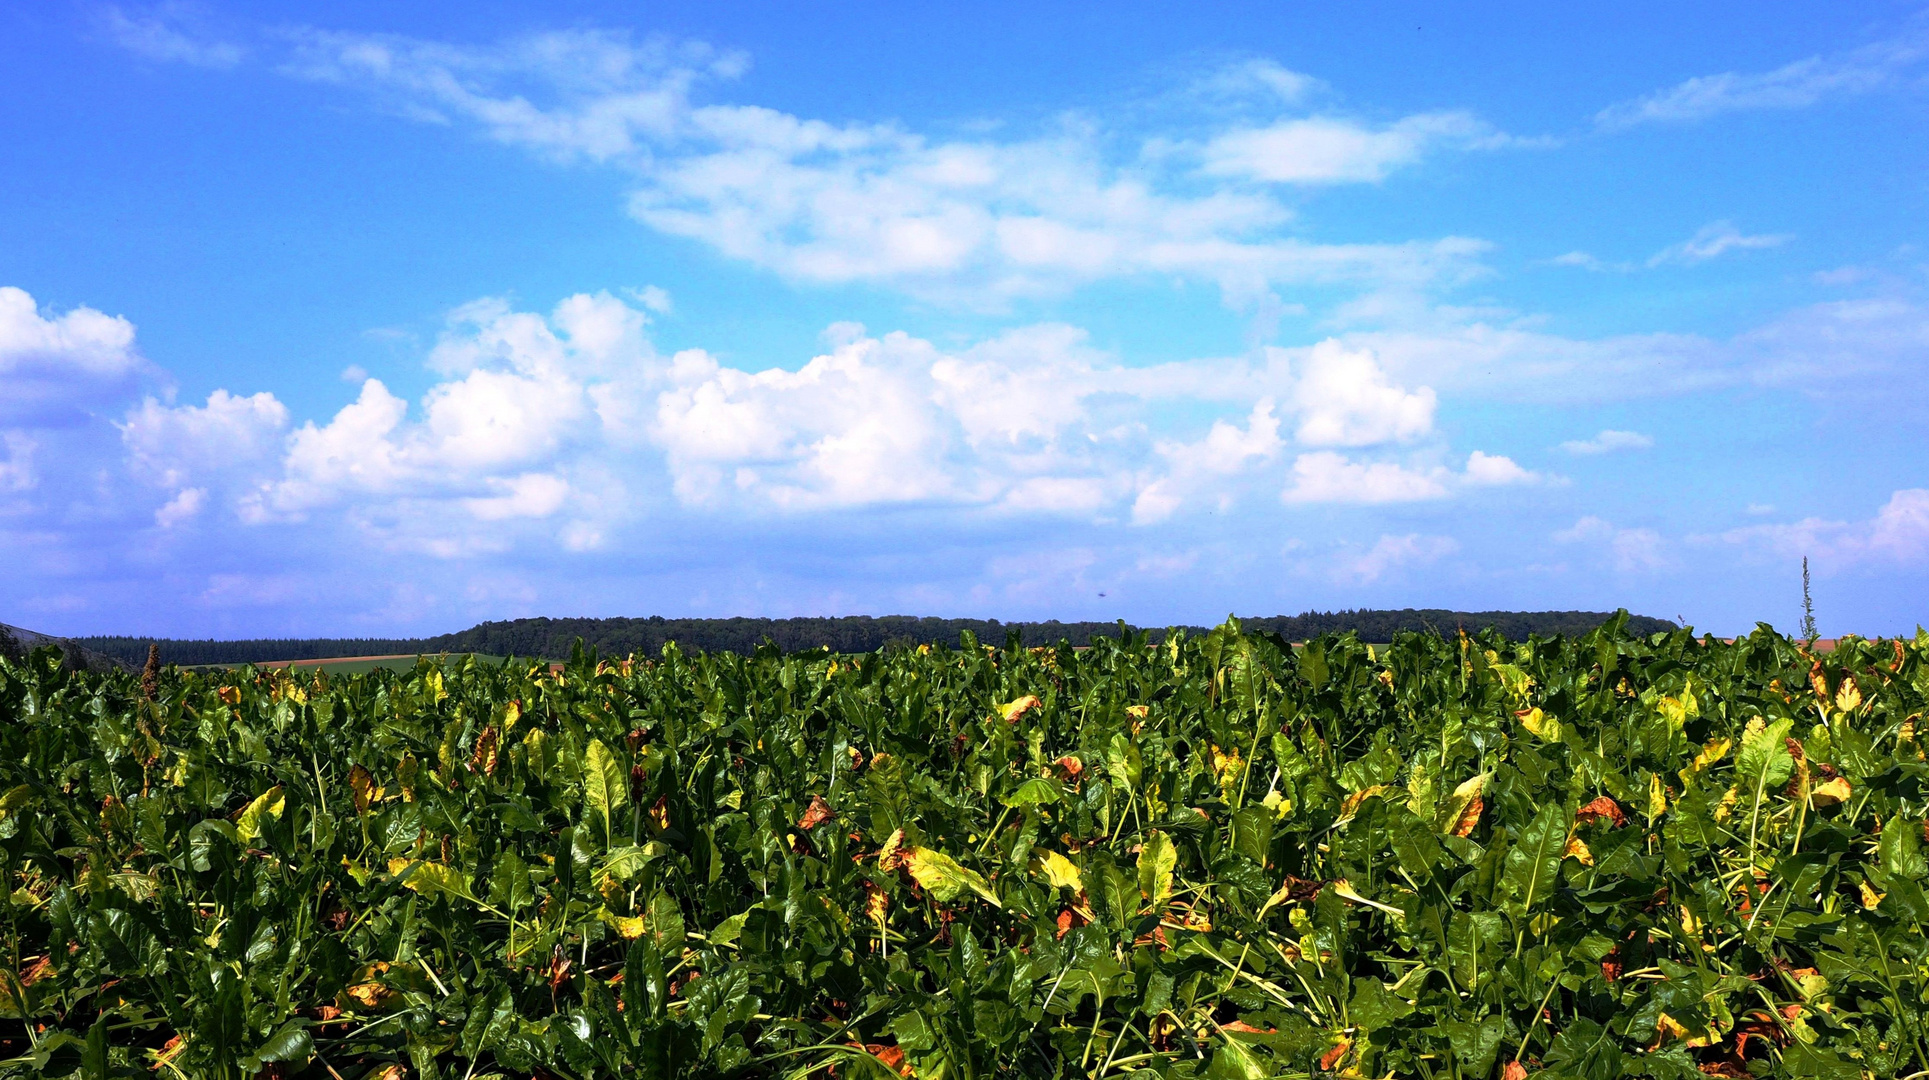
[999,695,1041,723]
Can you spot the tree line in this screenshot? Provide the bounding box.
[73,608,1676,667]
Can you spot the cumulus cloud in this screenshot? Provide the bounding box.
[1289,340,1435,446]
[1560,429,1653,455]
[1596,34,1928,128]
[1555,516,1670,572]
[1717,489,1929,568]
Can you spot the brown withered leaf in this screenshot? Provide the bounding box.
[798,793,835,831]
[469,725,499,776]
[1576,796,1628,827]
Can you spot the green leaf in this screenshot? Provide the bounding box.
[1004,777,1060,807]
[582,738,626,848]
[1348,977,1414,1031]
[903,847,1001,907]
[1502,803,1567,912]
[1138,830,1177,910]
[489,851,534,911]
[600,841,671,884]
[1881,813,1926,882]
[253,1020,314,1063]
[1736,717,1795,794]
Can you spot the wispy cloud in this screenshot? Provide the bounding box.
[1716,489,1929,568]
[1596,33,1927,129]
[99,20,1528,316]
[1555,516,1671,573]
[1647,221,1791,266]
[97,4,244,69]
[1559,429,1653,455]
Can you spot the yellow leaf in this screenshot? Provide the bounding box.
[235,785,284,844]
[1679,905,1701,936]
[1516,707,1561,741]
[1564,837,1594,866]
[1811,777,1852,806]
[349,765,375,816]
[1647,773,1668,820]
[1859,880,1885,909]
[1713,786,1739,823]
[0,785,34,821]
[386,859,477,903]
[1835,678,1863,715]
[1436,772,1488,836]
[1124,705,1149,720]
[501,699,522,734]
[903,847,1001,907]
[875,828,905,872]
[1655,1013,1690,1042]
[999,695,1042,723]
[1331,878,1405,919]
[599,909,648,939]
[1339,784,1390,821]
[1679,737,1732,784]
[1030,850,1083,893]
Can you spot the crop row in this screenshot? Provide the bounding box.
[0,617,1925,1078]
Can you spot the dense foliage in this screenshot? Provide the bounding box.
[77,610,1675,667]
[1,617,1924,1078]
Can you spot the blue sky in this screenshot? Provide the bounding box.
[2,2,1926,638]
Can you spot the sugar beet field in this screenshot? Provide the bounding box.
[1,617,1927,1078]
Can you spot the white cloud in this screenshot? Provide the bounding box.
[122,389,289,489]
[1331,533,1459,584]
[154,486,206,527]
[462,473,571,521]
[1648,221,1790,266]
[225,30,1507,310]
[1201,111,1502,184]
[1463,450,1538,486]
[1132,400,1283,523]
[1596,35,1927,128]
[1290,340,1435,446]
[0,286,142,379]
[1338,295,1929,405]
[1281,451,1448,504]
[1559,429,1653,455]
[1555,516,1670,572]
[1717,489,1929,567]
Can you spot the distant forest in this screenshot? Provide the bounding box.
[76,609,1676,667]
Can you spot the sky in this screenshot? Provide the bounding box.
[2,1,1927,639]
